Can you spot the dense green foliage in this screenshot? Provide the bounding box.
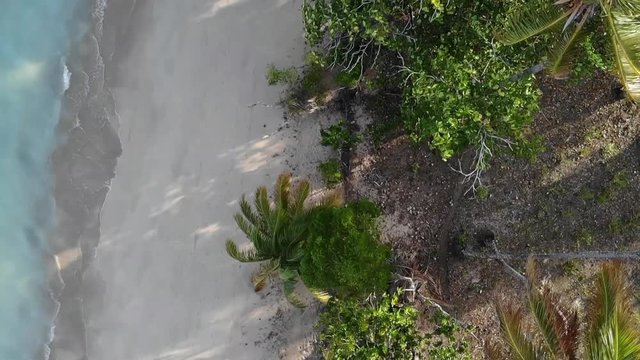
[426,310,472,360]
[225,173,341,307]
[300,199,392,298]
[569,29,613,83]
[318,291,423,359]
[318,158,343,187]
[304,0,547,162]
[226,174,391,305]
[320,119,359,151]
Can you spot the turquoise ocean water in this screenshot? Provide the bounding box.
[0,1,87,358]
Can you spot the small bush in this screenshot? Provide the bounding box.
[266,64,298,86]
[300,199,391,299]
[426,310,472,360]
[300,62,325,97]
[320,120,359,151]
[318,291,423,360]
[476,186,489,200]
[570,29,613,84]
[575,228,594,248]
[318,159,343,187]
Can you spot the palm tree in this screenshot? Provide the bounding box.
[225,173,341,307]
[493,261,640,359]
[499,0,640,100]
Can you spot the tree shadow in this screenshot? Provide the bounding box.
[354,71,639,356]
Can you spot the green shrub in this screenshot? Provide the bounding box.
[318,291,424,360]
[300,199,391,299]
[476,186,490,200]
[318,159,343,187]
[569,29,613,84]
[304,0,546,163]
[320,120,359,151]
[426,310,472,360]
[400,0,544,161]
[300,62,325,96]
[575,227,594,248]
[225,173,343,307]
[266,64,298,86]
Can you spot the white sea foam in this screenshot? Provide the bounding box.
[63,62,71,91]
[0,1,88,359]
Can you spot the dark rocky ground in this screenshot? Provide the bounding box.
[346,71,640,357]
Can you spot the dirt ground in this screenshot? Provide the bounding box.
[347,71,640,357]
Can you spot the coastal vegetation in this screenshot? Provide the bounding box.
[320,120,359,151]
[494,261,640,359]
[303,0,547,172]
[318,159,342,187]
[318,291,423,360]
[225,173,332,306]
[299,199,391,299]
[251,0,640,357]
[266,64,298,86]
[499,0,640,99]
[226,174,392,306]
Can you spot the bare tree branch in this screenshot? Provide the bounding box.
[463,249,640,261]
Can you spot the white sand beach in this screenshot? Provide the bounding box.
[79,0,326,358]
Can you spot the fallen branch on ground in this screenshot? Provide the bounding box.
[463,249,640,261]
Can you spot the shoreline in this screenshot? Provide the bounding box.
[47,0,137,358]
[48,0,332,358]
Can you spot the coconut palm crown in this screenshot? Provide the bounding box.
[225,173,341,307]
[498,0,640,100]
[493,261,640,359]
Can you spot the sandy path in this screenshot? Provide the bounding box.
[82,0,317,358]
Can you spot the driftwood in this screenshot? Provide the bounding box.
[464,240,640,284]
[463,249,640,261]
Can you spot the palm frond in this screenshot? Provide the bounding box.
[498,0,570,45]
[239,195,261,228]
[233,212,257,239]
[547,17,589,79]
[585,262,640,359]
[274,173,291,212]
[614,40,640,101]
[497,304,543,360]
[254,186,272,222]
[603,1,640,100]
[526,260,579,359]
[615,0,640,14]
[484,341,506,360]
[318,189,344,208]
[291,179,311,215]
[251,259,280,292]
[225,240,270,263]
[280,225,307,265]
[561,309,580,360]
[526,261,561,357]
[280,268,307,308]
[609,3,640,72]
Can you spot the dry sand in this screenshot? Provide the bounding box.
[76,0,334,358]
